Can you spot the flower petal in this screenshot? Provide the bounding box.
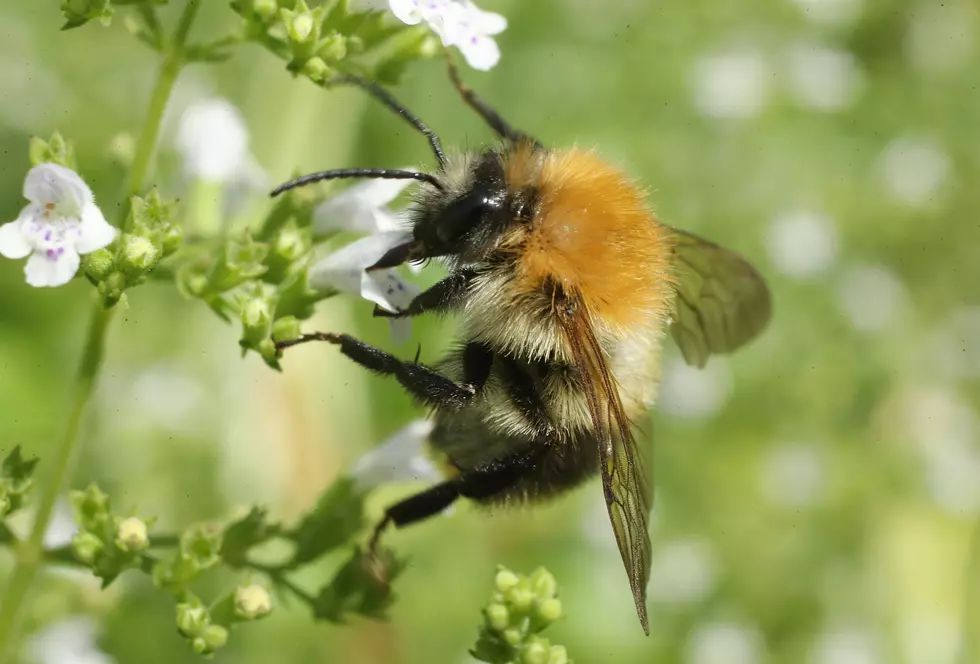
[74,203,117,254]
[457,32,501,71]
[0,217,32,259]
[176,98,250,182]
[362,268,421,314]
[387,317,414,345]
[314,177,414,235]
[464,1,507,34]
[23,163,93,215]
[24,247,80,288]
[388,0,426,25]
[349,419,442,490]
[309,230,413,296]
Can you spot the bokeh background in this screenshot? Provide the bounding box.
[2,0,980,662]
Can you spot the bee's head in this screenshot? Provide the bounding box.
[370,148,540,270]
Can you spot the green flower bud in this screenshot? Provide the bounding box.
[547,645,569,664]
[70,484,110,531]
[495,568,520,594]
[83,248,115,282]
[235,584,272,620]
[201,625,229,651]
[529,567,558,600]
[115,516,149,552]
[282,1,319,45]
[70,531,104,565]
[97,272,127,308]
[536,598,563,623]
[503,627,523,647]
[60,0,113,29]
[301,56,331,82]
[486,602,510,631]
[272,316,302,343]
[317,33,346,62]
[119,234,160,277]
[180,524,223,571]
[240,296,273,347]
[505,585,535,613]
[176,602,209,636]
[520,639,550,664]
[254,0,277,20]
[162,225,183,257]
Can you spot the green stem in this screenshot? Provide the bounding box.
[0,2,203,656]
[0,304,113,659]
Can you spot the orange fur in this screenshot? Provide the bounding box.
[507,148,674,330]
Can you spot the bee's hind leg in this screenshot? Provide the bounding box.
[275,334,493,409]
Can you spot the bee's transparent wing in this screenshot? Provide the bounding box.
[667,228,772,368]
[557,303,652,635]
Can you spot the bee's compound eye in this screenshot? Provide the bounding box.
[436,190,504,243]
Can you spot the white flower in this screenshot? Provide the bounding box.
[0,163,116,288]
[234,584,272,620]
[349,419,443,490]
[314,177,413,235]
[388,0,507,70]
[23,617,114,664]
[175,98,253,183]
[310,230,421,344]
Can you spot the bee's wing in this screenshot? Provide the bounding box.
[557,303,653,635]
[667,228,772,368]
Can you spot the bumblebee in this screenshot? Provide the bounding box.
[274,61,771,634]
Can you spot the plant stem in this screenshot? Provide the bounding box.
[0,304,113,659]
[0,2,202,656]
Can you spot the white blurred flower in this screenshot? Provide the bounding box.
[785,41,863,111]
[789,0,863,29]
[810,626,881,664]
[349,419,444,490]
[686,621,765,664]
[314,177,413,235]
[388,0,507,70]
[659,355,733,418]
[176,97,263,186]
[691,49,771,119]
[761,442,826,508]
[835,264,907,333]
[309,230,421,344]
[649,538,718,605]
[766,209,838,279]
[42,499,78,549]
[0,163,116,288]
[906,1,977,74]
[877,136,949,208]
[23,617,113,664]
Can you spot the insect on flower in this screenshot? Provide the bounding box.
[271,58,772,634]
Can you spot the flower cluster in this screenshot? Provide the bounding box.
[471,567,570,664]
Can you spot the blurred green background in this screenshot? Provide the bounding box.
[2,0,980,662]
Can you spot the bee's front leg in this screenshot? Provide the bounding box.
[276,334,493,409]
[372,269,477,319]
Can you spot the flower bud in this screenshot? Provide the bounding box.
[97,272,127,308]
[547,645,569,664]
[505,585,534,613]
[176,602,209,635]
[495,568,520,594]
[119,234,160,277]
[241,295,274,348]
[302,56,331,81]
[529,567,558,600]
[235,584,272,620]
[70,531,104,564]
[83,248,115,282]
[272,316,302,343]
[70,484,110,531]
[536,598,563,623]
[201,625,228,651]
[317,33,347,62]
[485,602,510,631]
[162,225,183,257]
[503,627,523,647]
[254,0,277,20]
[520,639,550,664]
[116,516,149,552]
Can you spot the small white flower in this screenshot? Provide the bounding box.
[0,163,116,288]
[235,584,273,620]
[314,177,413,235]
[388,0,507,70]
[175,98,251,183]
[309,230,421,344]
[115,517,149,552]
[349,419,443,490]
[23,617,114,664]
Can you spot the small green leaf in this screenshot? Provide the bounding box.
[220,507,276,568]
[288,478,367,567]
[2,446,39,491]
[313,547,405,623]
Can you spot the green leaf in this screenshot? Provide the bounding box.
[313,547,405,623]
[220,507,277,568]
[2,446,39,491]
[287,478,366,567]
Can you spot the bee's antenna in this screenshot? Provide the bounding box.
[270,168,444,198]
[332,74,447,169]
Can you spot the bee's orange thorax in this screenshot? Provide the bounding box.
[505,147,674,330]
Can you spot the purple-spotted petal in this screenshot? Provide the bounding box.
[456,31,501,70]
[75,203,117,254]
[24,246,80,288]
[309,230,413,296]
[0,217,32,259]
[23,163,92,216]
[361,267,421,315]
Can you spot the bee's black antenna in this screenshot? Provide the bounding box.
[270,168,444,198]
[333,74,447,169]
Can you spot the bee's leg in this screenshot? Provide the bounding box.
[368,445,543,558]
[372,269,477,320]
[276,335,493,408]
[446,55,538,146]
